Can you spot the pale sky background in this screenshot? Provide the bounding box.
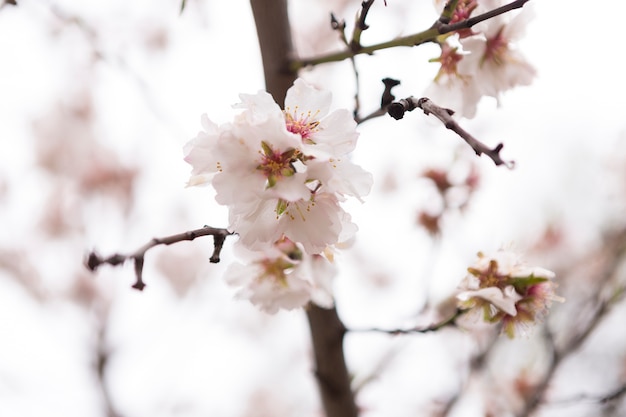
[1,0,626,416]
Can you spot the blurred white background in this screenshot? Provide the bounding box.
[1,0,626,416]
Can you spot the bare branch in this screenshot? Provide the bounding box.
[85,226,233,290]
[549,384,626,407]
[306,304,358,417]
[388,96,514,168]
[350,0,375,52]
[349,308,464,334]
[356,77,401,124]
[516,229,626,417]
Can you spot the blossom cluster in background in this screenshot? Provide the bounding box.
[184,78,372,312]
[427,0,536,118]
[456,249,563,337]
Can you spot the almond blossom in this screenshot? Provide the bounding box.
[184,78,372,255]
[426,1,535,118]
[184,78,372,312]
[457,250,563,337]
[224,238,336,314]
[458,8,536,104]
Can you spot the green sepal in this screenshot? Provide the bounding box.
[275,199,289,216]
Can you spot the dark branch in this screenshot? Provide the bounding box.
[517,230,626,417]
[549,384,626,407]
[306,305,358,417]
[85,226,233,290]
[350,0,375,52]
[356,77,401,124]
[349,308,464,334]
[388,96,514,168]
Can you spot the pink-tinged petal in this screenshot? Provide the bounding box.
[457,286,521,316]
[285,78,331,119]
[234,90,283,125]
[308,109,359,156]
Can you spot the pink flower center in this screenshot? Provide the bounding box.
[468,259,507,288]
[257,141,298,187]
[433,44,463,81]
[450,0,478,38]
[284,107,320,143]
[483,26,509,66]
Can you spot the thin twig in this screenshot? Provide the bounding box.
[356,77,401,125]
[85,226,233,290]
[349,308,464,334]
[350,0,375,52]
[547,384,626,407]
[388,96,514,168]
[516,230,626,417]
[330,13,363,121]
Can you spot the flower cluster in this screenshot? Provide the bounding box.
[456,250,563,338]
[184,78,372,312]
[427,0,535,118]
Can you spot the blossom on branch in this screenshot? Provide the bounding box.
[427,0,535,118]
[458,6,536,103]
[457,250,563,337]
[184,78,371,255]
[225,238,336,314]
[184,78,371,312]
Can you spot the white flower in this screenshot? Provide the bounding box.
[284,78,359,159]
[224,239,336,314]
[458,8,536,103]
[228,191,351,255]
[456,249,562,337]
[183,115,224,186]
[184,78,371,256]
[457,285,522,316]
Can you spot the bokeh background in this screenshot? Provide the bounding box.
[1,0,626,416]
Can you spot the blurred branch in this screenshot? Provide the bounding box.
[306,305,359,417]
[85,226,233,290]
[349,308,464,334]
[517,229,626,417]
[388,96,514,168]
[290,0,531,71]
[549,384,626,407]
[440,0,461,22]
[95,312,123,417]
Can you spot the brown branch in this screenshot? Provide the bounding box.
[306,305,358,417]
[355,77,401,125]
[516,230,626,417]
[250,2,358,417]
[388,96,514,168]
[85,226,233,290]
[350,0,375,52]
[349,308,464,334]
[250,0,295,108]
[548,384,626,407]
